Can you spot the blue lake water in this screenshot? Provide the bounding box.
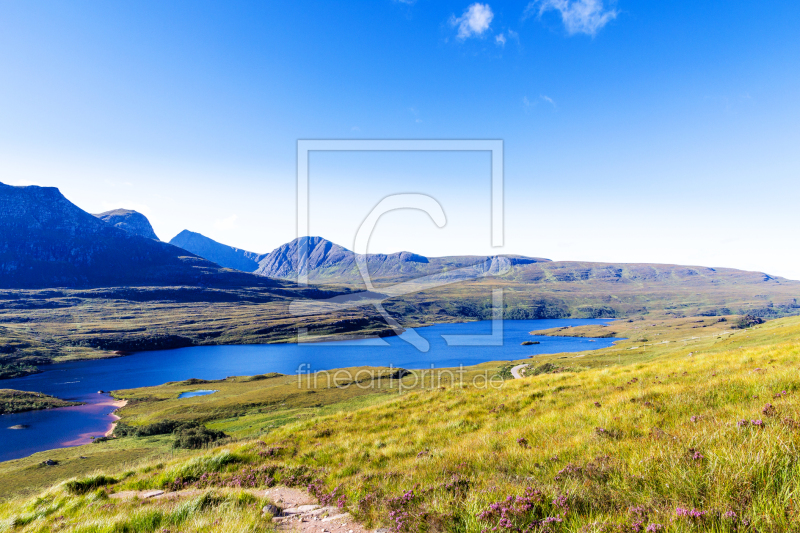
[178,390,218,399]
[0,319,616,462]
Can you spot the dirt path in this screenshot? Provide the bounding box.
[110,485,380,532]
[510,364,529,379]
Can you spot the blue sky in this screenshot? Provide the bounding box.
[1,1,799,278]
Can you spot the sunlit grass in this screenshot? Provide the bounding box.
[2,316,800,531]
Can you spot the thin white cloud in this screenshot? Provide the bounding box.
[495,33,507,46]
[522,95,557,112]
[10,179,41,187]
[450,3,494,39]
[525,0,617,36]
[214,214,239,230]
[540,94,556,106]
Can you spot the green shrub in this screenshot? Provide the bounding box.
[64,474,117,495]
[173,424,227,449]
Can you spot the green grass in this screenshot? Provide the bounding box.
[0,434,191,501]
[2,315,800,531]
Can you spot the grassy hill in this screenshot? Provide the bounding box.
[0,389,81,415]
[384,261,800,323]
[1,315,799,531]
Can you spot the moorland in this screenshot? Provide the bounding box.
[1,314,799,532]
[3,181,800,532]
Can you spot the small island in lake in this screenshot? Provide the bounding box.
[0,389,82,415]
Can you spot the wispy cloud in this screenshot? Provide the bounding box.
[450,3,494,39]
[524,0,617,36]
[496,29,520,48]
[523,94,557,112]
[214,214,239,230]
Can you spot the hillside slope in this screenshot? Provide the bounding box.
[169,230,262,272]
[94,209,159,240]
[385,260,800,320]
[2,316,800,531]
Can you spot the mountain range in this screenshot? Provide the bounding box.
[165,224,551,286]
[3,181,799,320]
[162,220,800,319]
[0,182,282,289]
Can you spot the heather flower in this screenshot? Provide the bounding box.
[723,510,737,519]
[675,507,707,519]
[645,524,664,532]
[517,437,529,449]
[782,417,800,428]
[476,487,549,530]
[692,451,705,461]
[751,419,764,426]
[737,419,749,427]
[594,401,601,408]
[690,415,701,423]
[762,403,777,417]
[552,494,569,512]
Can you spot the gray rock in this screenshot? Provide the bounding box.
[262,503,280,516]
[283,504,320,515]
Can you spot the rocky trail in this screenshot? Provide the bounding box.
[110,485,382,532]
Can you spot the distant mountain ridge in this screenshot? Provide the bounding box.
[169,230,262,272]
[95,209,160,240]
[0,182,281,289]
[253,236,551,285]
[1,181,797,325]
